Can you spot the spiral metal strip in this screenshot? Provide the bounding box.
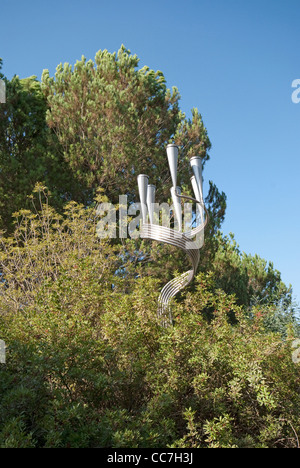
[140,199,208,326]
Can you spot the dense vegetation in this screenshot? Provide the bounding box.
[0,48,299,448]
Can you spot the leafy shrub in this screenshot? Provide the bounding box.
[0,193,299,448]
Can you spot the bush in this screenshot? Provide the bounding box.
[0,193,299,448]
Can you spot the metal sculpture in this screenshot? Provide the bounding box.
[137,144,208,326]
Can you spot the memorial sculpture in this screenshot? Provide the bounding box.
[137,144,208,326]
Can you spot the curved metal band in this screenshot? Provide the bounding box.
[140,196,208,326]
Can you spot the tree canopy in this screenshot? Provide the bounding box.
[0,192,299,448]
[41,46,211,202]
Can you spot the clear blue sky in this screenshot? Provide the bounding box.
[1,0,300,303]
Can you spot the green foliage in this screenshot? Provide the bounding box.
[41,46,225,228]
[0,75,46,230]
[1,48,226,282]
[205,232,293,309]
[0,196,299,448]
[0,73,84,233]
[40,46,227,288]
[42,46,178,200]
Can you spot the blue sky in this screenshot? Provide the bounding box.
[1,0,300,303]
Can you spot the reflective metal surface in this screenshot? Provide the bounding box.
[141,198,208,327]
[138,145,208,326]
